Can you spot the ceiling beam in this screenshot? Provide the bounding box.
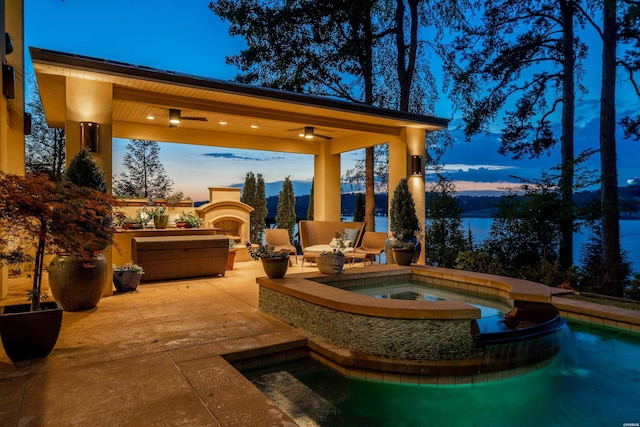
[113,121,322,155]
[113,87,403,136]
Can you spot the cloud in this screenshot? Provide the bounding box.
[201,152,276,161]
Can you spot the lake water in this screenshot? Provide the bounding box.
[342,216,640,270]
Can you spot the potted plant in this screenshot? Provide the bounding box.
[176,211,203,228]
[120,214,146,230]
[388,178,422,264]
[392,242,416,266]
[245,242,290,278]
[112,262,144,293]
[47,149,116,311]
[0,170,113,361]
[145,206,169,229]
[227,238,238,270]
[316,232,347,274]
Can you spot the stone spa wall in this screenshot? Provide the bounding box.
[259,286,483,360]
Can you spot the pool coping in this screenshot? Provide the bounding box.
[257,264,562,320]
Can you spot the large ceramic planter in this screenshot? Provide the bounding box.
[261,257,289,279]
[316,254,345,274]
[48,254,107,311]
[113,271,142,293]
[153,215,169,229]
[392,248,415,266]
[0,301,63,362]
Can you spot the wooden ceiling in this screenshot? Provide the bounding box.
[31,48,448,156]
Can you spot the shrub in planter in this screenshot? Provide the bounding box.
[0,169,115,360]
[47,149,116,311]
[246,242,290,278]
[113,263,145,293]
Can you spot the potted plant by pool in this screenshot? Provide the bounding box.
[316,232,347,274]
[246,242,290,278]
[47,149,116,311]
[389,178,422,264]
[175,211,203,228]
[112,262,144,293]
[0,170,113,361]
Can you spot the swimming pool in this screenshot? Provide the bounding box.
[245,322,640,426]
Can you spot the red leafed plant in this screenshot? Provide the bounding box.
[0,172,116,311]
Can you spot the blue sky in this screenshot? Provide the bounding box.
[25,0,640,200]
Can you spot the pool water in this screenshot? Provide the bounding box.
[351,282,512,317]
[245,322,640,426]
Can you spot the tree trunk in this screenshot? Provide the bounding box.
[600,0,623,296]
[559,0,575,269]
[362,5,376,232]
[365,147,376,231]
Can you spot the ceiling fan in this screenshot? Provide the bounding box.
[168,108,207,127]
[295,126,333,140]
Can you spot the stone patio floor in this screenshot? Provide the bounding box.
[1,259,639,426]
[0,260,313,427]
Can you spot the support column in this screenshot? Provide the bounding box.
[65,77,114,296]
[1,0,25,299]
[313,140,341,221]
[388,128,426,263]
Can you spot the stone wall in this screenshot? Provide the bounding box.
[259,287,484,361]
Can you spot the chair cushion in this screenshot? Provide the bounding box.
[343,228,360,246]
[329,238,351,248]
[305,244,354,253]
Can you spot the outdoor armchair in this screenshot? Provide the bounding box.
[354,231,388,265]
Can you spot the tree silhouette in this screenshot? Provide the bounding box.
[275,176,296,243]
[113,139,173,200]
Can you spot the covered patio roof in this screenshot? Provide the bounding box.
[30,47,448,156]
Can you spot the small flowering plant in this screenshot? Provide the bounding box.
[112,262,145,275]
[245,242,290,260]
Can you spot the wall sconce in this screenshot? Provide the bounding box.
[80,122,100,153]
[5,33,14,55]
[411,155,423,175]
[2,64,15,99]
[24,112,32,135]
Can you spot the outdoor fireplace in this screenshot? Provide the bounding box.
[196,187,253,244]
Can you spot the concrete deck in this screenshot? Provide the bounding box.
[1,260,639,426]
[0,259,313,427]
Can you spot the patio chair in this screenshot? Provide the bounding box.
[265,228,297,264]
[354,231,387,265]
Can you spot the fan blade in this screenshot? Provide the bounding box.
[316,133,333,140]
[181,116,208,121]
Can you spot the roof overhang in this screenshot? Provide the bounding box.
[30,47,448,155]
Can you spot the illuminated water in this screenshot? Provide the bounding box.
[350,282,512,317]
[246,323,640,426]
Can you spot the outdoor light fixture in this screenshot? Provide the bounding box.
[5,33,14,55]
[24,112,32,135]
[2,64,15,99]
[169,108,181,125]
[411,155,423,175]
[304,126,314,139]
[80,122,100,153]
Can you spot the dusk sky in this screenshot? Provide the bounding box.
[24,0,640,201]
